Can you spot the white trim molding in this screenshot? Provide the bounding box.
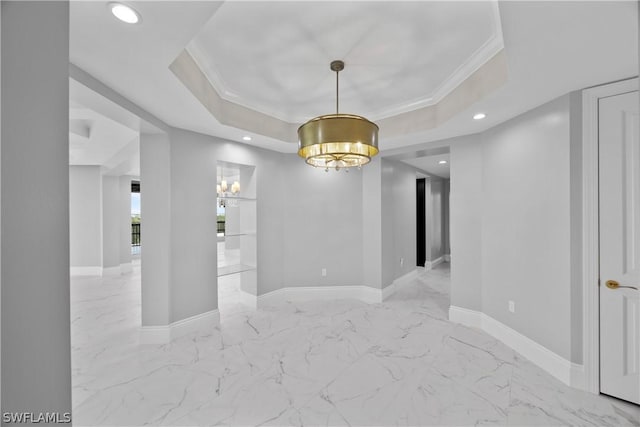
[258,285,383,307]
[237,289,258,309]
[382,268,421,300]
[257,269,421,307]
[71,264,134,277]
[139,310,220,344]
[120,262,133,274]
[426,256,444,270]
[449,305,584,388]
[102,266,121,276]
[381,284,396,301]
[444,254,451,262]
[581,78,639,394]
[70,266,102,276]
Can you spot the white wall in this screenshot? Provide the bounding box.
[140,127,421,327]
[71,168,133,274]
[1,2,3,404]
[282,155,364,287]
[70,166,102,268]
[443,179,450,256]
[140,133,171,327]
[1,0,71,415]
[430,179,444,260]
[362,158,383,288]
[450,93,582,362]
[381,159,417,287]
[450,135,484,312]
[168,129,219,322]
[102,175,120,270]
[140,129,286,326]
[175,129,285,297]
[569,91,583,363]
[481,94,573,361]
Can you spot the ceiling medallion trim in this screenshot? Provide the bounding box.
[170,49,508,147]
[373,34,504,120]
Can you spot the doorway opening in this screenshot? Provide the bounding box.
[417,178,426,267]
[131,180,141,257]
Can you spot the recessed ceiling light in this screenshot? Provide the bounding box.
[108,2,141,24]
[439,160,448,165]
[242,136,252,141]
[473,113,486,120]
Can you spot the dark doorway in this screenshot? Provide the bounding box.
[416,178,426,267]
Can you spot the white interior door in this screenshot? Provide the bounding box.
[599,90,640,405]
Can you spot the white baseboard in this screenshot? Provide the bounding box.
[258,269,422,307]
[381,283,397,300]
[448,305,483,326]
[237,289,258,309]
[444,254,451,262]
[425,257,443,270]
[258,284,383,307]
[382,268,421,300]
[140,309,220,344]
[70,266,102,276]
[570,363,586,391]
[102,266,121,276]
[449,305,585,389]
[71,264,133,277]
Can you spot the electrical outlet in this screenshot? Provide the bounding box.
[508,300,515,313]
[321,268,327,277]
[400,258,404,267]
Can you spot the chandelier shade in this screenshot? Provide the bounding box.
[298,114,379,168]
[297,60,379,170]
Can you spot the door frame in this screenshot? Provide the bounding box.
[582,77,638,394]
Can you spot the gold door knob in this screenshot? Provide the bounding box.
[606,280,639,291]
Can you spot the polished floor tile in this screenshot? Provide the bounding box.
[71,262,640,426]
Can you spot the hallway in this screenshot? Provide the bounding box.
[70,264,640,426]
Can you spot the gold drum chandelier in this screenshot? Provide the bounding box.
[298,60,379,171]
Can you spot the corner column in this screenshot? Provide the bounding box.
[1,0,71,417]
[102,175,121,275]
[362,157,383,290]
[139,133,171,340]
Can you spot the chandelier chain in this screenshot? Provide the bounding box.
[336,67,339,114]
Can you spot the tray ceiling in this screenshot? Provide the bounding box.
[186,1,503,123]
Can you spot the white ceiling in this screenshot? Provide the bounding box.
[404,154,450,179]
[69,104,138,171]
[188,1,501,123]
[69,0,638,164]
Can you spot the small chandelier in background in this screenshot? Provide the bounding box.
[217,175,240,208]
[298,60,379,172]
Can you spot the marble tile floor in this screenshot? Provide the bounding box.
[71,262,640,426]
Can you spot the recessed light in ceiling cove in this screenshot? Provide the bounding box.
[108,2,141,24]
[242,136,252,141]
[473,113,487,120]
[439,160,448,164]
